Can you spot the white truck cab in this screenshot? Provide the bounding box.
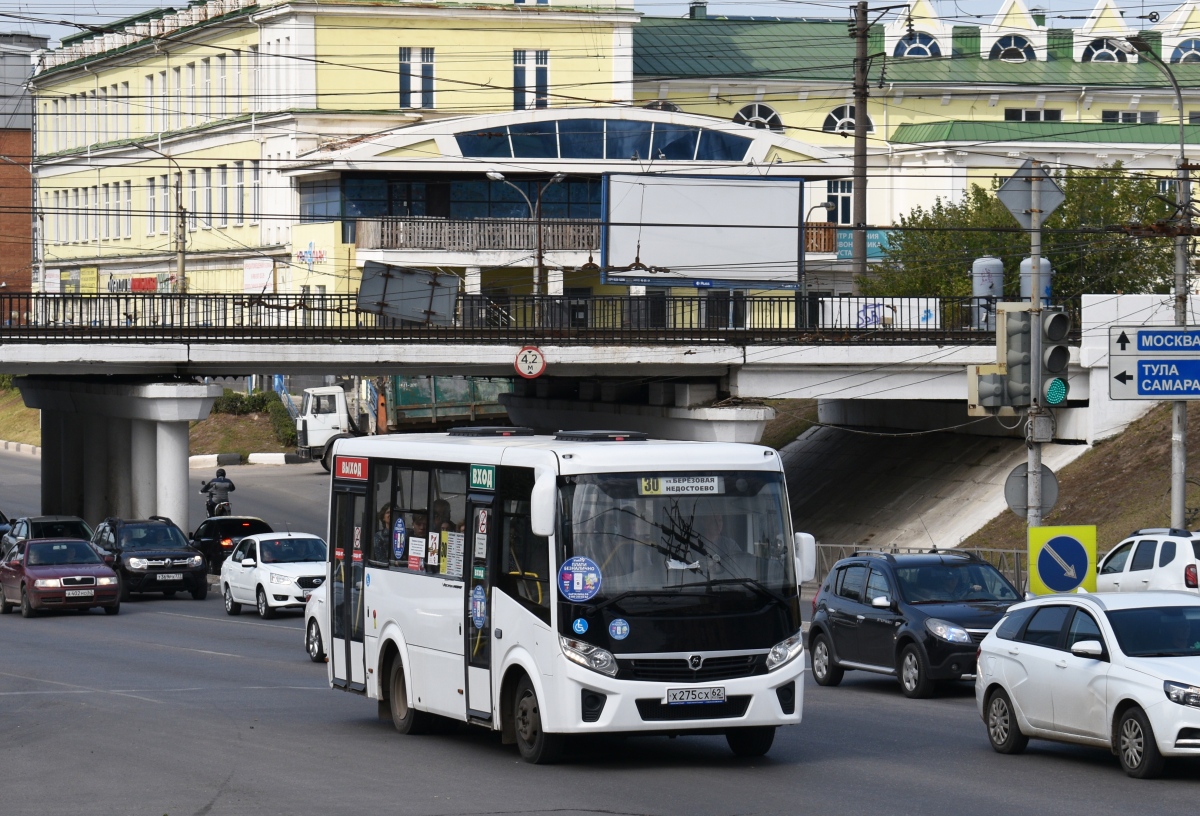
[296,386,363,471]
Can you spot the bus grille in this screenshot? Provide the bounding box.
[635,696,751,721]
[619,655,761,683]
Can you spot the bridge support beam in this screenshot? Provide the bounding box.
[17,378,221,528]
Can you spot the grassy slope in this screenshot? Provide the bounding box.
[963,403,1199,553]
[759,399,819,450]
[0,389,39,446]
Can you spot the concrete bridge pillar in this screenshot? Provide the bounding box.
[17,379,221,528]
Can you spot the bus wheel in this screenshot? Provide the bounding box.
[514,675,565,764]
[389,661,431,735]
[726,726,776,757]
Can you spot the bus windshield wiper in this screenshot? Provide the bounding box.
[674,577,788,605]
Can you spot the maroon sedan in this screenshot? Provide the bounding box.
[0,538,121,617]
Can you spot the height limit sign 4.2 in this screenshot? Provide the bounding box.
[515,346,547,379]
[1109,326,1200,400]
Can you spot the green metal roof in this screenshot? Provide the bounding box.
[633,17,1200,88]
[890,120,1200,144]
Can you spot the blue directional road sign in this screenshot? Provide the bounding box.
[1028,526,1097,595]
[1109,326,1200,400]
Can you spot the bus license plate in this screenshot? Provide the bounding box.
[157,573,183,581]
[666,687,725,705]
[65,589,93,598]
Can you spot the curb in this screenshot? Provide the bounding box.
[247,453,306,465]
[0,439,40,458]
[189,452,306,468]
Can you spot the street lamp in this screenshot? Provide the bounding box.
[486,171,565,296]
[0,154,45,292]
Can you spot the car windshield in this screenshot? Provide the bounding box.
[259,537,326,563]
[26,541,102,566]
[893,562,1019,603]
[1107,606,1200,657]
[118,524,189,550]
[31,520,93,540]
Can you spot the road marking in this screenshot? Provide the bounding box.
[0,684,325,697]
[151,610,301,630]
[0,670,162,704]
[1042,543,1077,579]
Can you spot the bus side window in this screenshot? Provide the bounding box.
[496,466,550,625]
[393,466,429,572]
[370,462,394,565]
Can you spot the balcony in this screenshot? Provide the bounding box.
[354,217,602,252]
[804,222,836,254]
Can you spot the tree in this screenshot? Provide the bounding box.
[864,163,1173,297]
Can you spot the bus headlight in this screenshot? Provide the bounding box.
[766,632,804,671]
[559,636,618,677]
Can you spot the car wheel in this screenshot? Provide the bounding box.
[321,450,333,473]
[191,582,208,601]
[104,602,120,616]
[256,586,276,619]
[898,643,934,699]
[19,586,35,618]
[726,726,776,757]
[985,688,1028,754]
[223,584,242,615]
[306,618,325,662]
[388,660,431,734]
[514,675,565,764]
[811,633,844,687]
[0,585,12,614]
[1118,707,1166,779]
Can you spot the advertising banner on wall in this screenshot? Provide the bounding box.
[244,258,274,294]
[43,268,60,293]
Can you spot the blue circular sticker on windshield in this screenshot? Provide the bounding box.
[392,517,406,560]
[609,619,630,640]
[470,584,487,630]
[558,556,602,603]
[572,618,588,634]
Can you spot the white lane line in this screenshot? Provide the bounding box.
[0,670,162,704]
[0,685,326,697]
[151,611,302,630]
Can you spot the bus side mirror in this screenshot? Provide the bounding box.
[530,470,556,538]
[794,532,816,584]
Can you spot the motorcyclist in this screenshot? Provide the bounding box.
[200,468,236,517]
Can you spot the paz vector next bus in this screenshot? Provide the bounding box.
[322,427,817,763]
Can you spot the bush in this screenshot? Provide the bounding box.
[211,388,296,447]
[266,394,297,447]
[0,375,12,390]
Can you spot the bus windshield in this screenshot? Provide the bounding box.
[560,471,798,644]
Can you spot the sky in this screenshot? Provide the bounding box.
[0,0,1187,47]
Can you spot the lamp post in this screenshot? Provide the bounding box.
[137,143,188,294]
[0,154,45,292]
[486,171,565,296]
[1112,36,1191,528]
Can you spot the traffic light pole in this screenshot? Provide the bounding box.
[852,0,869,282]
[1027,162,1043,528]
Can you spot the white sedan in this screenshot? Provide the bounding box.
[305,581,327,663]
[977,590,1200,778]
[220,533,327,620]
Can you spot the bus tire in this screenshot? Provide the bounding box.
[388,661,432,735]
[726,726,776,757]
[514,675,565,764]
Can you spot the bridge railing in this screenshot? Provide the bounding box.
[0,293,1080,344]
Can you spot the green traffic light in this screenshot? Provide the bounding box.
[1044,377,1069,406]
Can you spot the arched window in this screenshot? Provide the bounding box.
[822,104,874,133]
[1082,38,1127,62]
[642,100,681,112]
[733,103,783,132]
[989,35,1036,62]
[893,32,942,58]
[1171,38,1200,63]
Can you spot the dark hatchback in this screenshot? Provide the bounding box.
[808,551,1020,698]
[91,517,208,601]
[191,516,272,574]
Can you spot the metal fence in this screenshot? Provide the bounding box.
[811,544,1028,592]
[0,292,1081,345]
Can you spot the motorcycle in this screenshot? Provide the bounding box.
[201,482,232,517]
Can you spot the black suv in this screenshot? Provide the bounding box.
[91,517,208,601]
[191,516,273,574]
[808,551,1020,698]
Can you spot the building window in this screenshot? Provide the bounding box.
[734,103,784,132]
[188,170,198,230]
[202,58,211,122]
[232,51,242,113]
[147,177,156,236]
[110,184,120,239]
[399,47,435,109]
[251,160,261,224]
[98,88,107,143]
[235,161,245,225]
[217,165,228,227]
[216,55,227,119]
[1082,38,1127,63]
[1004,108,1062,122]
[513,50,549,110]
[989,35,1036,62]
[300,180,341,222]
[123,181,132,238]
[91,186,99,242]
[203,168,213,228]
[893,32,941,58]
[160,174,170,234]
[1102,110,1158,123]
[827,180,852,225]
[121,82,130,140]
[1172,38,1200,64]
[822,104,873,133]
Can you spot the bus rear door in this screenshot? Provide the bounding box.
[330,486,367,690]
[465,497,494,722]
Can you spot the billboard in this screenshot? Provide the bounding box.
[358,261,458,325]
[603,175,803,285]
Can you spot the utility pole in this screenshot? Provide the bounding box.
[852,0,870,282]
[1172,89,1191,530]
[1027,162,1044,528]
[175,171,187,294]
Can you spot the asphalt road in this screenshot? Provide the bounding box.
[3,451,1200,814]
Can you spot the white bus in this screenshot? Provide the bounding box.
[323,427,816,763]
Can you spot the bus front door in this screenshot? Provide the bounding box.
[330,489,367,691]
[465,498,494,721]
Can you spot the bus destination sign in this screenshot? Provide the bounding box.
[638,476,725,496]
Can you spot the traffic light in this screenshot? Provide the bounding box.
[967,364,1009,416]
[1003,308,1032,407]
[1040,307,1072,406]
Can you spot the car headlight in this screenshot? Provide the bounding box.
[96,577,118,586]
[188,554,204,568]
[270,572,293,585]
[766,632,804,671]
[1165,681,1200,708]
[128,557,148,570]
[559,635,618,677]
[33,578,61,588]
[925,618,972,644]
